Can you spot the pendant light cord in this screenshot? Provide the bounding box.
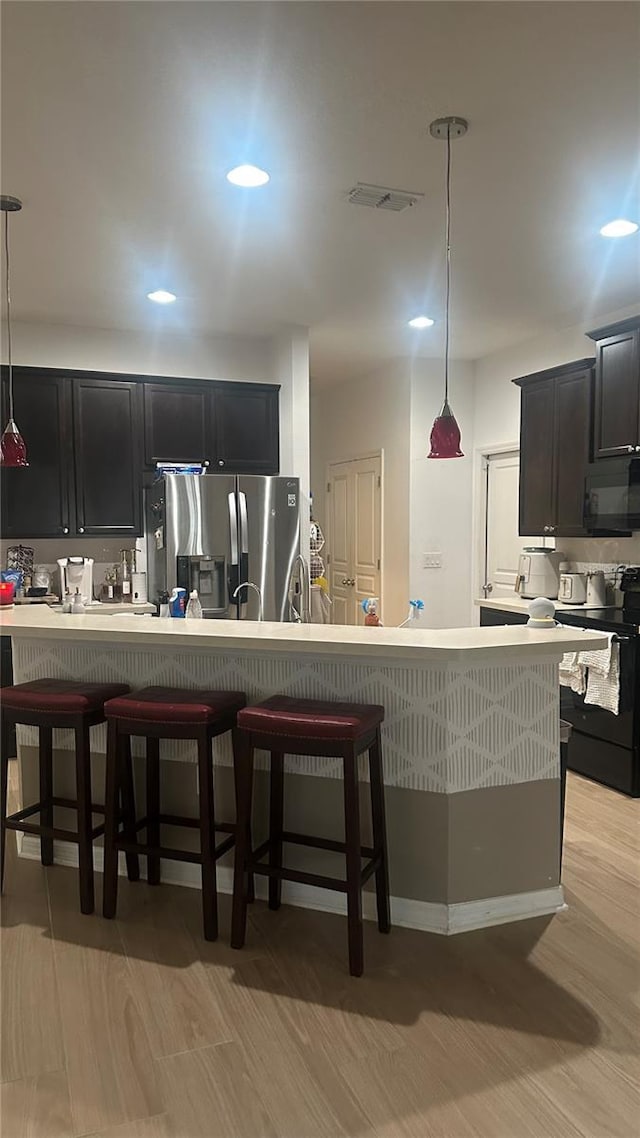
[444,124,452,406]
[4,210,14,420]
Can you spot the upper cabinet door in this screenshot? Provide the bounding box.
[518,379,555,537]
[143,382,209,466]
[73,378,143,536]
[554,368,592,536]
[591,324,640,459]
[0,371,73,538]
[211,384,279,474]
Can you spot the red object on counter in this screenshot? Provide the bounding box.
[0,581,16,605]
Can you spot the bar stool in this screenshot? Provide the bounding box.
[0,678,136,914]
[102,686,246,941]
[231,695,390,976]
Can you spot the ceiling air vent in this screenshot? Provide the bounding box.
[347,183,424,212]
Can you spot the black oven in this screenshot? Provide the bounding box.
[557,609,640,797]
[584,457,639,533]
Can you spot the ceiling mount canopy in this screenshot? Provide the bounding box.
[427,116,468,460]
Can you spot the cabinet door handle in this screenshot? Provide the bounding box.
[218,460,225,467]
[543,525,550,533]
[63,527,69,534]
[78,527,85,533]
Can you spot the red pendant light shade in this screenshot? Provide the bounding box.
[0,195,28,469]
[0,419,28,466]
[428,400,464,459]
[427,117,467,460]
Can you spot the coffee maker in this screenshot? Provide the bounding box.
[57,557,94,605]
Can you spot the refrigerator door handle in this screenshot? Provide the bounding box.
[238,492,249,555]
[228,492,238,566]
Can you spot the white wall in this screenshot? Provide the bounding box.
[310,361,411,626]
[409,360,475,628]
[5,320,273,383]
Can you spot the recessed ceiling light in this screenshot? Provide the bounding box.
[226,164,270,188]
[147,290,177,304]
[408,315,435,329]
[599,219,639,238]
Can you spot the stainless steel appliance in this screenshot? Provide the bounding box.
[515,548,565,599]
[147,474,300,621]
[584,458,637,533]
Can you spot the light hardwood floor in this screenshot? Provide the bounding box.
[1,770,638,1138]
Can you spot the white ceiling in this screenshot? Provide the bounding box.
[1,1,639,385]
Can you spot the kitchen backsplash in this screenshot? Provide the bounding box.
[560,536,640,576]
[0,537,147,598]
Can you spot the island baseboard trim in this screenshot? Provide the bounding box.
[19,835,566,935]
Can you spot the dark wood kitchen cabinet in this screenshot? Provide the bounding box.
[143,382,208,465]
[143,379,280,474]
[0,367,281,543]
[588,316,640,459]
[0,371,73,538]
[514,358,593,538]
[210,384,279,474]
[73,378,143,536]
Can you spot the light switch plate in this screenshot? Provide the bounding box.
[423,552,442,569]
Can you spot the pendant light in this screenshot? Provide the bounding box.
[0,195,28,468]
[427,117,467,459]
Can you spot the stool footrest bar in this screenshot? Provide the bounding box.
[248,862,349,893]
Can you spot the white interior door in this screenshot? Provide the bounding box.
[327,454,382,625]
[484,451,528,598]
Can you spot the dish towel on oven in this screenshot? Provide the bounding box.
[583,634,620,715]
[559,651,586,695]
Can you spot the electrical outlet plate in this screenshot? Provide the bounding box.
[423,552,442,569]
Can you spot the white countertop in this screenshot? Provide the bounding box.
[475,596,614,617]
[0,605,607,662]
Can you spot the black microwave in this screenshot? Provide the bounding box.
[584,458,637,533]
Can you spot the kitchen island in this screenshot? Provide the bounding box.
[1,606,605,933]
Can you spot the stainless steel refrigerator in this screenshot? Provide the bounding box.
[147,474,300,620]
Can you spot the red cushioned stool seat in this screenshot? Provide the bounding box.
[2,679,130,716]
[231,695,390,977]
[102,685,247,942]
[237,695,384,741]
[1,678,134,917]
[104,686,246,725]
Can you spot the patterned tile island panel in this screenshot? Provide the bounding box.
[12,639,559,795]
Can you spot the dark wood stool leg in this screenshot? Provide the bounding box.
[269,751,284,911]
[146,737,161,886]
[103,720,121,919]
[343,748,364,977]
[197,728,218,942]
[39,725,54,867]
[0,713,11,891]
[74,719,95,915]
[232,729,254,904]
[120,734,140,882]
[231,729,254,950]
[368,728,391,934]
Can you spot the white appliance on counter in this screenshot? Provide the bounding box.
[57,557,94,605]
[558,571,587,604]
[515,548,565,599]
[586,570,607,607]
